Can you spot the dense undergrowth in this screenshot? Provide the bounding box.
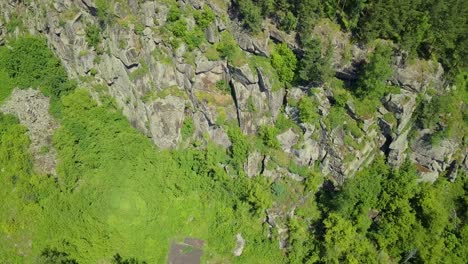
[1,88,466,262]
[0,88,288,263]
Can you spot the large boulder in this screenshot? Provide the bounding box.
[392,59,444,93]
[410,130,458,182]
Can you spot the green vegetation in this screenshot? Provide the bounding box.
[298,36,333,85]
[194,6,216,30]
[357,43,393,98]
[215,32,247,67]
[233,0,467,78]
[164,5,206,51]
[234,0,262,33]
[0,36,75,114]
[1,3,467,264]
[297,96,319,124]
[0,90,285,263]
[167,5,182,22]
[5,16,24,33]
[85,24,101,50]
[259,125,280,149]
[227,123,250,170]
[324,106,346,130]
[0,69,14,104]
[302,157,468,263]
[129,61,149,80]
[270,43,297,84]
[95,0,114,25]
[413,73,468,144]
[181,118,194,140]
[215,79,230,93]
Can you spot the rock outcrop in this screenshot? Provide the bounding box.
[0,0,461,184]
[0,88,59,175]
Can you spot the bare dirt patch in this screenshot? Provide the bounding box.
[168,237,204,264]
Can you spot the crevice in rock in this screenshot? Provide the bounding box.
[282,89,288,108]
[113,55,139,70]
[229,79,242,128]
[81,0,98,16]
[378,119,393,157]
[260,155,267,175]
[256,69,268,94]
[380,134,392,157]
[186,85,216,128]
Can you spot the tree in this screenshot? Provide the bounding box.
[235,0,263,33]
[298,37,333,85]
[271,43,297,84]
[322,213,378,263]
[357,43,393,98]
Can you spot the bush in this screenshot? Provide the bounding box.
[215,79,231,93]
[167,5,182,22]
[278,10,298,33]
[183,29,205,50]
[271,43,297,84]
[194,6,216,29]
[205,46,221,61]
[5,16,23,33]
[297,97,319,124]
[216,32,247,66]
[216,33,238,59]
[181,118,195,140]
[227,124,250,169]
[325,106,346,130]
[0,69,13,104]
[332,86,350,107]
[236,0,263,33]
[167,19,187,38]
[85,24,101,49]
[95,0,113,25]
[259,125,280,149]
[271,182,287,198]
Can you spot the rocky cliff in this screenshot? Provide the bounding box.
[0,0,465,184]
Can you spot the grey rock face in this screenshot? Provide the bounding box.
[388,128,410,167]
[146,96,186,149]
[0,89,59,175]
[2,0,461,185]
[233,234,245,257]
[195,58,217,74]
[411,130,457,182]
[229,64,258,85]
[392,59,444,93]
[277,129,299,153]
[231,24,269,57]
[244,151,263,177]
[382,91,416,133]
[205,24,219,44]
